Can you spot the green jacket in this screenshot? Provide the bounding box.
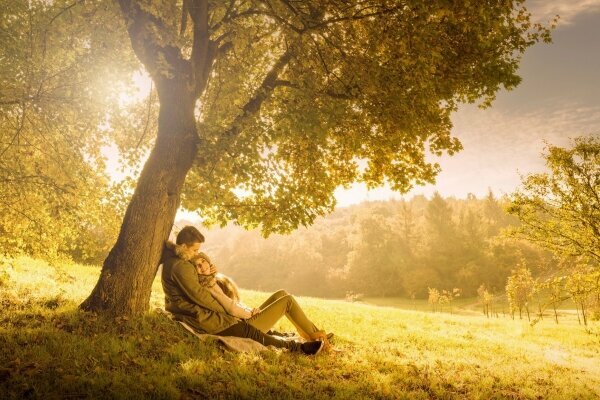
[160,241,238,334]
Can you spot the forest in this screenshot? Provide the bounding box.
[194,191,551,300]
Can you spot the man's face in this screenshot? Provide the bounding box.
[187,242,201,254]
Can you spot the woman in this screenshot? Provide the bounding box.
[161,225,330,355]
[193,251,331,342]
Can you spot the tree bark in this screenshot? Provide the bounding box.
[81,77,198,315]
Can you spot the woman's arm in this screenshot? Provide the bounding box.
[208,286,253,319]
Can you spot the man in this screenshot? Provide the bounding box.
[161,225,325,355]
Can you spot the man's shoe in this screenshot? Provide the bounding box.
[300,340,324,355]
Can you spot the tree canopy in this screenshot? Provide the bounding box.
[507,137,600,265]
[0,0,553,246]
[178,0,552,234]
[0,0,135,258]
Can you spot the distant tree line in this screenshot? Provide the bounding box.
[194,190,555,299]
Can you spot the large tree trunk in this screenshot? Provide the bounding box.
[81,78,198,315]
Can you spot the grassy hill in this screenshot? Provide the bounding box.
[1,257,599,399]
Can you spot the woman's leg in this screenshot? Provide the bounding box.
[216,321,300,351]
[258,289,289,310]
[247,294,323,340]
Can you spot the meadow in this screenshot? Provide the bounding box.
[1,257,599,399]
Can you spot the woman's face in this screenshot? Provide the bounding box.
[196,259,211,275]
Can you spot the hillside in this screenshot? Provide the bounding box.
[1,257,599,399]
[174,193,555,301]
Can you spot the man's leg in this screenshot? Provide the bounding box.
[247,294,322,340]
[216,321,300,351]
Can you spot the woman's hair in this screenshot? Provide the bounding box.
[176,226,205,245]
[190,252,211,267]
[216,274,240,302]
[195,252,211,263]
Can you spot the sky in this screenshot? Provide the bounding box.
[104,1,600,219]
[334,0,600,206]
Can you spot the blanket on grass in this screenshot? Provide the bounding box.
[156,308,298,353]
[176,320,273,353]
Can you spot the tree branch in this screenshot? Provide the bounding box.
[188,0,216,98]
[215,47,294,147]
[116,0,190,87]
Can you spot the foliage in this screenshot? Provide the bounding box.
[562,260,600,326]
[201,192,551,299]
[507,136,600,325]
[159,0,553,235]
[428,287,461,313]
[1,256,599,399]
[507,136,600,264]
[0,0,135,260]
[477,284,496,318]
[506,262,536,320]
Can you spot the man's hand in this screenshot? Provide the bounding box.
[209,263,217,274]
[250,307,260,317]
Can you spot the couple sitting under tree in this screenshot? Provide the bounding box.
[160,225,332,355]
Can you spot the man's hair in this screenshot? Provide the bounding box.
[176,226,205,245]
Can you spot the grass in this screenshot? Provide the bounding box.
[1,256,599,399]
[361,296,586,320]
[361,296,480,314]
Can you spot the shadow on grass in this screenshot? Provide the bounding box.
[2,291,594,399]
[0,296,440,400]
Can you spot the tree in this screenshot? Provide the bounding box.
[3,1,552,315]
[424,192,462,286]
[562,259,600,326]
[506,262,536,320]
[507,137,600,264]
[428,287,440,312]
[477,284,494,318]
[438,288,461,314]
[346,209,404,296]
[483,189,510,237]
[0,0,132,260]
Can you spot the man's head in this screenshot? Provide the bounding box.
[176,226,205,253]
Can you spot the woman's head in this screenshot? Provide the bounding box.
[191,252,212,275]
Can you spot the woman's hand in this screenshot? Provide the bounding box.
[250,307,260,317]
[209,263,217,274]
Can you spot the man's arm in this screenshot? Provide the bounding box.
[171,261,228,314]
[208,286,252,319]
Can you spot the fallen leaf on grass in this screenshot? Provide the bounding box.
[62,374,80,383]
